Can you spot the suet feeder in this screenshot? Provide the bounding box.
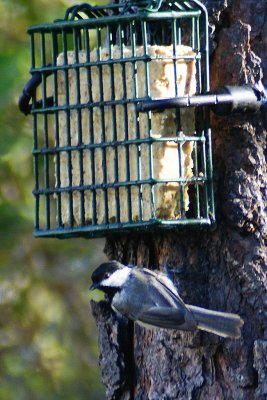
[19,0,266,238]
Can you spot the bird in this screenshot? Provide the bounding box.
[90,260,244,339]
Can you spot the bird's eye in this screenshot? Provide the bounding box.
[104,273,110,280]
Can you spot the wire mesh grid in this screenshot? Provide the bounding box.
[28,0,214,238]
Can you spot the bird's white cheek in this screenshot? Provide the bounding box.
[102,268,131,287]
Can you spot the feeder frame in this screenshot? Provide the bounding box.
[20,0,216,238]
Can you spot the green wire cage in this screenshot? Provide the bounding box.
[20,0,215,238]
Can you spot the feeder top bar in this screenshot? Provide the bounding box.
[58,0,205,16]
[27,0,206,33]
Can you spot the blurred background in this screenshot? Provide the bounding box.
[0,0,107,398]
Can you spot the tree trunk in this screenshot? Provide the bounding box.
[91,1,267,398]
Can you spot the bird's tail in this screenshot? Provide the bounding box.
[188,305,244,338]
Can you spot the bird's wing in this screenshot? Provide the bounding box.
[140,268,186,308]
[137,306,196,331]
[141,268,178,295]
[112,267,197,330]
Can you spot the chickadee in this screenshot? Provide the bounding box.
[90,261,244,338]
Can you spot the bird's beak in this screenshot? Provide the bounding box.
[89,282,98,291]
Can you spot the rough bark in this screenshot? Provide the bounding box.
[91,1,267,399]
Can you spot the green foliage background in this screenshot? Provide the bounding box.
[0,0,106,398]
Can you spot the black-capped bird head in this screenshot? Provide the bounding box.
[90,261,244,339]
[90,260,131,297]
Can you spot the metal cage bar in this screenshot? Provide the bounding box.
[26,0,215,238]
